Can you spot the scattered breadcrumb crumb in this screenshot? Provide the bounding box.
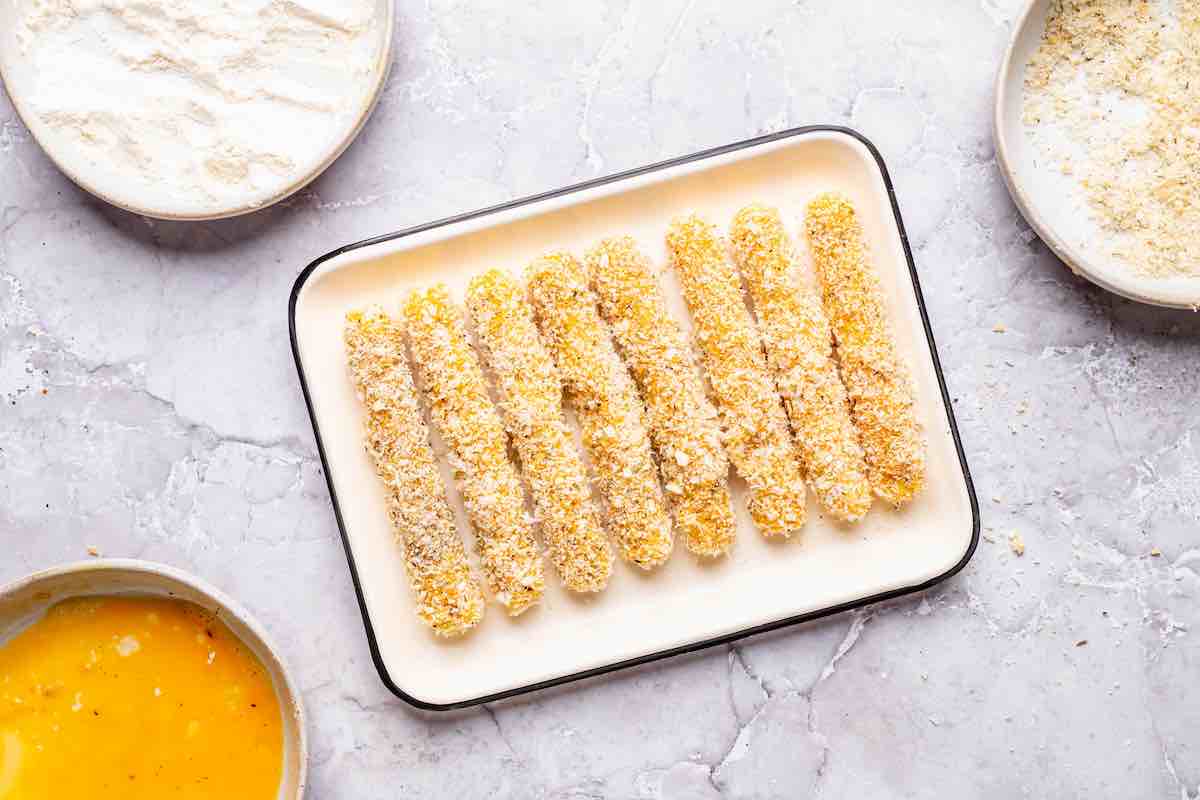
[1150,548,1162,557]
[86,546,100,557]
[1009,531,1026,557]
[992,323,1007,334]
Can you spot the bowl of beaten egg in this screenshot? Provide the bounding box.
[0,560,306,799]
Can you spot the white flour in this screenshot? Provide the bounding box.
[7,0,385,217]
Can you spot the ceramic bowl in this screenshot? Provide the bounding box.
[0,1,395,222]
[0,559,307,798]
[994,0,1200,309]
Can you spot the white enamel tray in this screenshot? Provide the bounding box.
[289,126,979,710]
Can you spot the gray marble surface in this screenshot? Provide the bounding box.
[2,1,1198,797]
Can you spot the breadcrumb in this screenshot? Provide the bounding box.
[527,253,674,569]
[466,269,614,592]
[587,236,735,557]
[667,214,807,537]
[805,193,926,507]
[1024,0,1200,277]
[729,203,873,523]
[344,308,484,637]
[403,285,546,615]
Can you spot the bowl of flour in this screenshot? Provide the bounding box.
[0,0,394,221]
[995,0,1200,309]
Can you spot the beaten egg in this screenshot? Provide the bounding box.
[0,595,283,799]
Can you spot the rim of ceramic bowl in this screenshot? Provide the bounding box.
[993,0,1200,310]
[0,558,307,799]
[0,3,395,223]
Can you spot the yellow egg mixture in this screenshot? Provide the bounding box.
[0,596,283,799]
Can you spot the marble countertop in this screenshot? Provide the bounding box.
[2,1,1197,797]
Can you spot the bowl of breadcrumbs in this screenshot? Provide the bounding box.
[995,0,1200,309]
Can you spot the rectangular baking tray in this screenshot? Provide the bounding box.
[289,125,979,711]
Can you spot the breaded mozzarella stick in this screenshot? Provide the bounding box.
[804,193,925,506]
[466,269,614,592]
[666,215,808,537]
[344,308,485,637]
[527,253,674,569]
[729,204,873,523]
[403,285,546,615]
[586,237,735,557]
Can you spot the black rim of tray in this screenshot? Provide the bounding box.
[288,124,981,712]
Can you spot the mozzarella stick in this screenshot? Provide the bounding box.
[804,193,925,506]
[403,286,546,615]
[344,308,485,637]
[666,215,808,537]
[586,237,735,557]
[730,204,873,523]
[526,253,674,569]
[466,269,614,592]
